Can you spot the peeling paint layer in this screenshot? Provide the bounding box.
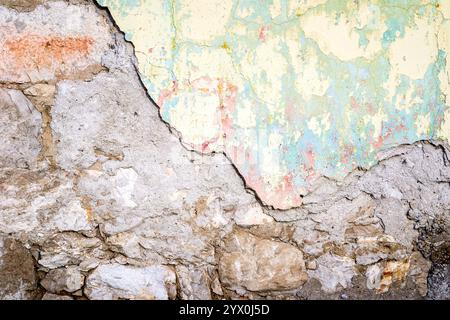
[97,0,450,209]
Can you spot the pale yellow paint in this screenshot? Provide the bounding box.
[288,0,328,17]
[439,0,450,19]
[269,0,282,19]
[416,113,431,136]
[388,16,440,80]
[240,38,289,108]
[175,0,233,43]
[173,46,238,90]
[299,5,385,61]
[236,100,257,129]
[286,30,330,100]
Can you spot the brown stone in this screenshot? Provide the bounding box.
[218,230,307,292]
[0,236,38,299]
[0,0,42,12]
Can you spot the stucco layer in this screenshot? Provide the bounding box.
[97,0,450,209]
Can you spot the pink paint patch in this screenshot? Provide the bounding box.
[340,145,354,164]
[201,141,210,152]
[305,149,315,169]
[285,101,297,123]
[350,96,359,109]
[373,135,384,149]
[258,26,268,41]
[157,80,178,108]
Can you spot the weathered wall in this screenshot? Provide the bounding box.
[99,0,450,210]
[0,0,449,300]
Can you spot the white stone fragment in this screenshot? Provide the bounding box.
[234,203,274,226]
[85,263,177,300]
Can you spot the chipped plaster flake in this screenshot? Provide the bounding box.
[309,253,356,293]
[97,0,450,209]
[234,203,274,226]
[307,113,331,137]
[85,263,176,300]
[112,168,138,208]
[52,199,92,232]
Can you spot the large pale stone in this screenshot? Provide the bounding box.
[0,89,41,169]
[85,263,177,300]
[218,230,307,292]
[0,169,94,238]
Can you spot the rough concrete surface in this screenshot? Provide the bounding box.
[0,0,449,300]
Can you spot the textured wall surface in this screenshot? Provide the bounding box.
[0,0,449,300]
[98,0,450,209]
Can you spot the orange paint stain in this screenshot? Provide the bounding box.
[85,206,93,223]
[4,34,94,70]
